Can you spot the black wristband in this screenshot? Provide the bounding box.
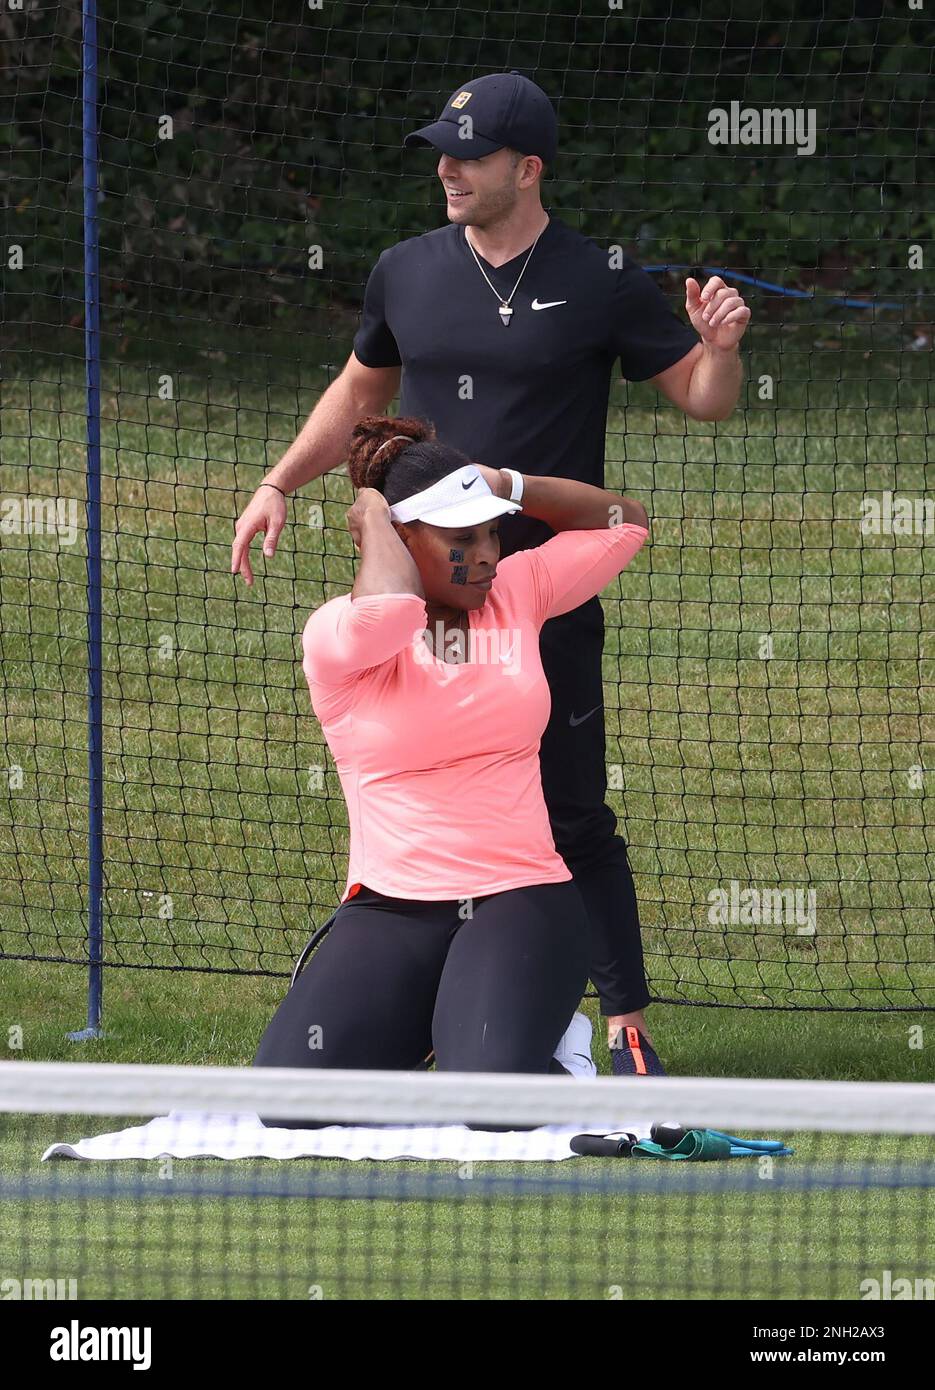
[260,482,287,498]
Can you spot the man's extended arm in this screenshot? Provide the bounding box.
[231,352,400,585]
[649,274,750,422]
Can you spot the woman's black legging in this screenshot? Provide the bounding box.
[253,880,590,1127]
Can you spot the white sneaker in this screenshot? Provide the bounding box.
[552,1010,597,1079]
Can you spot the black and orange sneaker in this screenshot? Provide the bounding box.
[609,1024,666,1077]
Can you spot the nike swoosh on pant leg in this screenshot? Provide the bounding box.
[568,704,603,727]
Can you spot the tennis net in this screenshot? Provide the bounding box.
[1,1061,933,1303]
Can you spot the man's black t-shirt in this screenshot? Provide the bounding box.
[352,213,699,559]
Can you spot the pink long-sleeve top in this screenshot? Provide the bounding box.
[302,522,648,902]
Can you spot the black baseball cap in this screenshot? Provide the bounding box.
[403,71,557,163]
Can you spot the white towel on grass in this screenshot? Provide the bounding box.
[42,1110,653,1163]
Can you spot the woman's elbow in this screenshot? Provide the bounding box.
[302,654,324,689]
[302,633,336,689]
[620,497,649,531]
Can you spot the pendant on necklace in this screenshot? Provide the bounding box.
[498,303,513,326]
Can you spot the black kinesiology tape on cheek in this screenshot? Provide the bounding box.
[451,565,469,585]
[449,549,464,562]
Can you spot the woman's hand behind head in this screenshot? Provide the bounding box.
[474,465,509,499]
[347,487,391,550]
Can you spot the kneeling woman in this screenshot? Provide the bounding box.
[253,416,648,1102]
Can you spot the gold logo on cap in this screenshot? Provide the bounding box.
[451,91,472,109]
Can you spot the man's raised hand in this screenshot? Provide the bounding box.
[685,275,751,352]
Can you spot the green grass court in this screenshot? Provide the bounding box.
[1,1140,931,1299]
[1,960,931,1299]
[1,333,933,1297]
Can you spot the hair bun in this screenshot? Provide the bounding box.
[347,415,435,491]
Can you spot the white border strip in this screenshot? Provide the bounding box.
[0,1063,933,1132]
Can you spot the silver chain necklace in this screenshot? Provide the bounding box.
[464,219,549,326]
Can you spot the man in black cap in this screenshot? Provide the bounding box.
[232,71,751,1074]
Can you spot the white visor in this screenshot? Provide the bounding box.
[388,464,522,527]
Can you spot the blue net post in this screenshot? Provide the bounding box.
[69,0,104,1042]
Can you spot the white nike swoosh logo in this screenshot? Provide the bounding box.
[499,645,515,663]
[531,298,567,310]
[568,704,602,727]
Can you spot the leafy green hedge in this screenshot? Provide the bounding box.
[3,0,929,331]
